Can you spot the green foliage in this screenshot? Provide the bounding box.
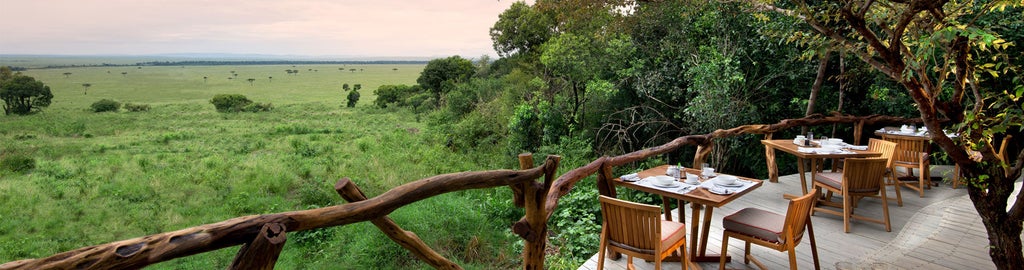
[242,102,273,112]
[123,103,150,112]
[209,94,252,112]
[90,99,121,112]
[1,154,35,173]
[373,84,422,108]
[490,1,553,57]
[346,90,360,108]
[1,74,53,115]
[417,56,475,103]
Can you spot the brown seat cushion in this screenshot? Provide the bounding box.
[660,220,686,246]
[815,172,879,193]
[723,208,784,243]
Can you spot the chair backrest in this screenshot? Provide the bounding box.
[842,157,889,193]
[781,189,818,246]
[867,138,898,168]
[883,134,929,164]
[599,195,662,252]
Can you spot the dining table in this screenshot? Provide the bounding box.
[612,165,763,264]
[761,139,881,194]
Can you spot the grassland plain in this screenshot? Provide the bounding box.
[1,62,523,269]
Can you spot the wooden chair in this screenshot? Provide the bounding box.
[883,134,931,197]
[867,138,902,206]
[719,190,820,270]
[812,157,891,232]
[597,195,688,270]
[954,135,1013,188]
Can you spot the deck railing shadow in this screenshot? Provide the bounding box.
[0,114,922,270]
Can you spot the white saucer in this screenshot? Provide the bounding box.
[714,181,744,187]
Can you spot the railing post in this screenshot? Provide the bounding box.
[517,153,560,270]
[694,140,713,168]
[334,178,462,270]
[854,120,865,145]
[228,223,286,270]
[596,161,616,198]
[764,133,779,182]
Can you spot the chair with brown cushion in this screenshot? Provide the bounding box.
[866,138,901,206]
[954,135,1013,188]
[719,190,820,270]
[812,157,891,232]
[883,134,931,197]
[597,195,688,270]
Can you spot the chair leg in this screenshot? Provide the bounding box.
[889,171,903,206]
[880,186,892,232]
[744,241,751,264]
[917,171,926,197]
[597,230,608,270]
[843,190,851,233]
[787,246,798,270]
[719,235,729,270]
[807,220,821,270]
[681,238,689,270]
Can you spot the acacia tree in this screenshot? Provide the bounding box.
[753,0,1023,267]
[1,74,53,115]
[81,83,91,95]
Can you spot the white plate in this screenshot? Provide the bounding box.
[653,181,681,188]
[714,182,743,187]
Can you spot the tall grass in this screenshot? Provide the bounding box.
[0,63,523,269]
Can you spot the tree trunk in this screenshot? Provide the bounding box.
[803,50,830,134]
[968,178,1024,269]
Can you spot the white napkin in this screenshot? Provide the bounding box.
[846,145,868,151]
[621,173,640,182]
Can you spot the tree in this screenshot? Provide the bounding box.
[417,56,475,105]
[752,0,1024,267]
[203,76,208,83]
[81,83,91,95]
[63,72,72,78]
[1,74,53,115]
[343,83,350,91]
[490,1,554,58]
[121,72,128,77]
[353,84,361,91]
[268,76,272,82]
[247,78,255,86]
[346,89,360,108]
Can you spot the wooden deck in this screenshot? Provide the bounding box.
[579,165,1017,270]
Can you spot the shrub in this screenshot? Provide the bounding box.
[243,102,273,112]
[1,155,36,173]
[210,94,252,112]
[123,103,150,112]
[90,99,121,112]
[346,90,360,108]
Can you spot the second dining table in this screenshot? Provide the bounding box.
[612,165,763,263]
[762,139,881,195]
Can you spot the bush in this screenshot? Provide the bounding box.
[123,103,150,112]
[210,94,252,112]
[243,102,273,112]
[346,90,360,108]
[1,155,36,173]
[90,99,121,112]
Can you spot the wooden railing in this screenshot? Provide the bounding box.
[0,114,920,270]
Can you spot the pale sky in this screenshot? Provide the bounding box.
[0,0,528,58]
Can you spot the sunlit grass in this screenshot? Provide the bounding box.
[0,63,521,269]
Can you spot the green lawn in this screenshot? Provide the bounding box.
[1,62,522,269]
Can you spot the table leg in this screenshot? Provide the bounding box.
[662,195,673,222]
[699,205,714,257]
[689,202,700,260]
[797,157,808,194]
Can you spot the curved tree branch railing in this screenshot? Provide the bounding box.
[0,157,559,270]
[3,113,930,270]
